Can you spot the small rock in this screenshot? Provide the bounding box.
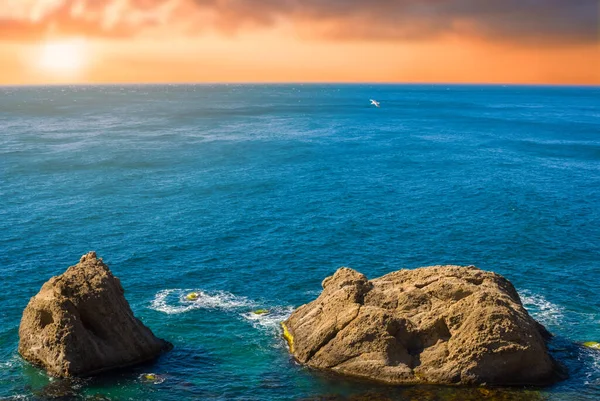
[140,373,165,384]
[186,292,200,301]
[34,378,81,400]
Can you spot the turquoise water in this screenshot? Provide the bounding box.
[0,84,599,400]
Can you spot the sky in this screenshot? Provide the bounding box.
[0,0,599,85]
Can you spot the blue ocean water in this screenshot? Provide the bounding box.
[0,84,599,400]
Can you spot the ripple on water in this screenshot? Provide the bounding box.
[0,354,23,373]
[583,348,600,385]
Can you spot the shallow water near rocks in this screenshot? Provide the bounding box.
[1,84,599,400]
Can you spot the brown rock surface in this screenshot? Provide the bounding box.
[18,252,172,377]
[283,265,563,386]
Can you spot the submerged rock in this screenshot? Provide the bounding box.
[19,252,172,377]
[186,292,199,301]
[33,378,82,400]
[283,265,564,386]
[140,372,165,384]
[297,386,546,401]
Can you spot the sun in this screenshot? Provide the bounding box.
[38,38,88,74]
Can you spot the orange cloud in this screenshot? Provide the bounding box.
[0,0,180,40]
[0,1,597,85]
[0,0,597,44]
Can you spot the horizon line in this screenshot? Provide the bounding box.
[2,81,599,88]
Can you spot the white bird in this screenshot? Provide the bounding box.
[370,99,380,108]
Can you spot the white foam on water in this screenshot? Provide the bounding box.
[150,289,255,315]
[519,291,600,385]
[519,290,564,327]
[0,355,22,371]
[593,353,600,373]
[149,289,296,346]
[303,289,322,297]
[241,306,295,332]
[581,347,600,385]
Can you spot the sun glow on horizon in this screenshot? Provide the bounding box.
[38,38,88,76]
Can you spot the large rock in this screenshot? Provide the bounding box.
[283,265,564,386]
[19,252,172,377]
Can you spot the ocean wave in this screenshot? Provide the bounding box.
[241,306,295,333]
[150,289,255,315]
[150,289,294,340]
[518,291,600,385]
[519,290,564,327]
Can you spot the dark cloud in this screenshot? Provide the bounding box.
[0,0,597,44]
[196,0,599,44]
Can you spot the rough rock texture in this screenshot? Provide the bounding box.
[19,252,172,377]
[283,266,563,386]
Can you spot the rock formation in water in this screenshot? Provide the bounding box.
[283,265,564,386]
[19,252,172,377]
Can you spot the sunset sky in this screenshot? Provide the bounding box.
[1,0,599,85]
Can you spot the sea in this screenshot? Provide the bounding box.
[0,84,599,400]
